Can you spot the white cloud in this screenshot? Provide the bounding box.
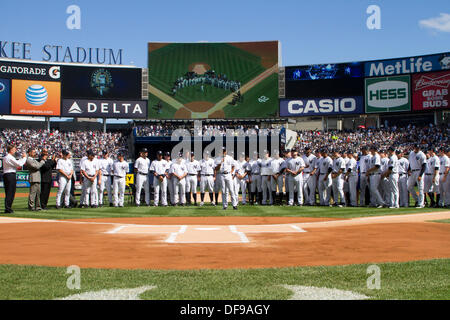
[419,13,450,33]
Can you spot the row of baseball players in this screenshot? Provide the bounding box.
[54,144,450,209]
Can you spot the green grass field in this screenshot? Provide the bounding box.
[0,259,448,300]
[1,189,449,300]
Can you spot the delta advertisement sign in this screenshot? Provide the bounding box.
[280,96,363,117]
[412,71,450,111]
[365,76,411,113]
[365,52,450,77]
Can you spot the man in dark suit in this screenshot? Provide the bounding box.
[39,149,57,210]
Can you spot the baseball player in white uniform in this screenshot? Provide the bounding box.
[199,151,216,206]
[397,150,410,207]
[164,152,175,206]
[359,147,372,207]
[302,147,317,206]
[425,147,440,208]
[345,151,358,207]
[366,146,385,208]
[283,150,292,205]
[150,151,168,207]
[318,150,333,206]
[78,154,88,208]
[134,148,151,207]
[438,147,450,208]
[380,150,390,205]
[98,151,114,207]
[170,153,188,206]
[407,145,427,208]
[286,150,305,206]
[260,150,273,205]
[80,150,100,208]
[248,151,262,205]
[185,152,201,206]
[215,148,238,210]
[234,153,249,205]
[270,150,285,205]
[331,150,346,207]
[112,153,129,207]
[56,150,74,209]
[382,147,400,208]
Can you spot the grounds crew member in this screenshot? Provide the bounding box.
[302,147,317,206]
[331,150,346,207]
[170,153,188,206]
[248,151,262,205]
[397,150,410,207]
[359,146,372,206]
[150,151,168,207]
[81,150,100,208]
[286,150,305,206]
[260,150,273,205]
[134,148,151,206]
[381,147,400,209]
[407,144,427,208]
[438,147,450,208]
[186,152,201,205]
[164,152,175,206]
[56,150,74,209]
[98,151,114,207]
[216,147,238,210]
[25,148,46,211]
[318,149,333,206]
[270,150,285,205]
[39,149,56,211]
[345,151,358,207]
[199,151,216,206]
[366,146,385,208]
[234,152,249,205]
[112,153,129,207]
[424,147,440,208]
[2,145,27,214]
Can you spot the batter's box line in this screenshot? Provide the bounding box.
[165,225,188,243]
[229,225,250,243]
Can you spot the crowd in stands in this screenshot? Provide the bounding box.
[293,124,449,153]
[0,129,129,159]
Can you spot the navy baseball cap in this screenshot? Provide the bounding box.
[164,151,170,156]
[157,151,163,156]
[141,148,148,153]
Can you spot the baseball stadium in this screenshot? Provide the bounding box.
[0,2,449,305]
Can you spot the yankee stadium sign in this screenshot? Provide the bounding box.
[279,97,363,117]
[62,99,147,119]
[0,40,123,65]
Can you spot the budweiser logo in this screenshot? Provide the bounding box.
[415,74,450,90]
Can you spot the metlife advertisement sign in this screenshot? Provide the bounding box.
[280,96,364,117]
[365,76,411,113]
[62,99,148,119]
[364,52,450,77]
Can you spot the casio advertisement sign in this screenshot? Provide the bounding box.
[365,76,411,113]
[364,52,450,77]
[62,99,148,119]
[279,96,363,117]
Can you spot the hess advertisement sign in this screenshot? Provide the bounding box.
[365,76,411,113]
[11,79,61,116]
[412,71,450,111]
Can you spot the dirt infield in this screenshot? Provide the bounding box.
[185,101,215,112]
[0,212,449,270]
[174,107,192,119]
[189,63,211,75]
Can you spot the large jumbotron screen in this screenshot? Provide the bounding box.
[147,41,279,119]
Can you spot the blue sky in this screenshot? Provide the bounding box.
[1,0,449,67]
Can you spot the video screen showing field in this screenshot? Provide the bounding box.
[148,41,279,119]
